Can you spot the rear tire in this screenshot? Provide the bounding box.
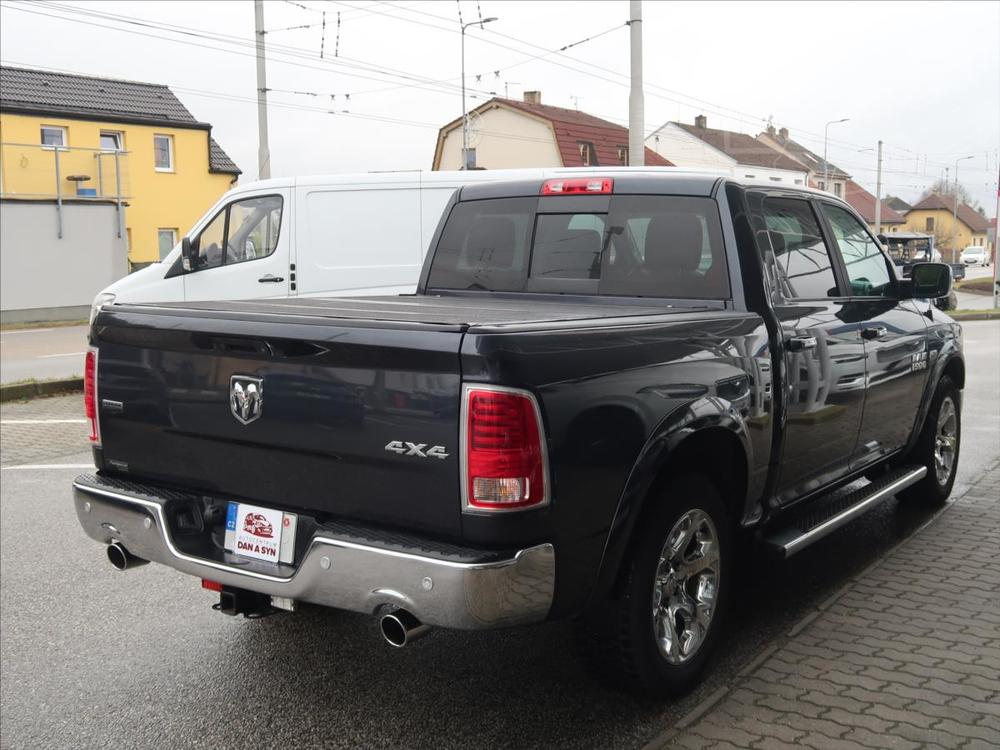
[575,474,732,697]
[898,376,961,507]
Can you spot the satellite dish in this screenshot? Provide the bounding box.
[466,111,484,148]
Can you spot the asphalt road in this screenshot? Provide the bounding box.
[0,325,89,384]
[1,321,998,750]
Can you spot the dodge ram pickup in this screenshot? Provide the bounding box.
[74,173,964,696]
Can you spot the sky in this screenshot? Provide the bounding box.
[2,0,998,211]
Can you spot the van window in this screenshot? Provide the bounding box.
[191,195,283,271]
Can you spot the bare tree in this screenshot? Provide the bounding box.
[920,179,981,211]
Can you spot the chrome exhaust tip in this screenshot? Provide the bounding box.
[106,542,148,571]
[379,609,429,647]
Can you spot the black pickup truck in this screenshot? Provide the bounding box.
[74,173,964,696]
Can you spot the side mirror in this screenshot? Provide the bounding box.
[181,236,196,272]
[906,262,952,300]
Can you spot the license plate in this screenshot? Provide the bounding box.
[224,502,297,564]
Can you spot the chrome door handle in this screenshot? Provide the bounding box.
[786,335,817,352]
[258,274,284,283]
[861,326,888,340]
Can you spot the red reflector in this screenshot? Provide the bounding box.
[201,579,223,592]
[541,177,613,195]
[84,348,100,445]
[464,387,548,511]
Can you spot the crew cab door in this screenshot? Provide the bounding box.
[758,196,867,505]
[183,192,290,301]
[817,202,930,467]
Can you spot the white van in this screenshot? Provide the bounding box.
[93,167,685,320]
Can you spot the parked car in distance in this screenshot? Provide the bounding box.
[90,167,711,323]
[75,174,963,697]
[960,245,989,266]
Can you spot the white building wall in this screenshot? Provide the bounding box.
[646,123,808,185]
[436,106,563,170]
[646,123,734,170]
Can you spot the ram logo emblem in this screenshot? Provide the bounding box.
[230,375,264,425]
[384,440,449,460]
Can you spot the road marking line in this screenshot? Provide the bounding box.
[1,463,93,471]
[0,419,87,424]
[0,328,56,336]
[36,352,85,359]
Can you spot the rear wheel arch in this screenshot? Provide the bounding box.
[592,423,750,603]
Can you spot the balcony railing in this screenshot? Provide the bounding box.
[0,142,131,239]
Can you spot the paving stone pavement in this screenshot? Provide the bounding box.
[654,463,1000,750]
[0,393,88,466]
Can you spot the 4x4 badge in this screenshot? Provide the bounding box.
[230,375,263,425]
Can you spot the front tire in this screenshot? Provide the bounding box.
[898,376,961,507]
[576,474,732,697]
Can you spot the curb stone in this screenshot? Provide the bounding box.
[0,378,83,403]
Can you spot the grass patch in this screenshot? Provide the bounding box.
[950,308,1000,321]
[955,277,996,295]
[0,319,88,332]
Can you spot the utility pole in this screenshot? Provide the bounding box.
[461,16,498,170]
[628,0,644,166]
[874,140,883,235]
[822,118,849,192]
[952,155,974,258]
[992,164,999,309]
[254,0,271,180]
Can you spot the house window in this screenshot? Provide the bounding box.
[745,174,756,179]
[40,125,67,149]
[157,228,178,260]
[769,176,782,182]
[794,179,803,185]
[617,146,628,165]
[154,134,174,171]
[817,181,826,191]
[100,131,124,151]
[925,217,935,232]
[833,183,842,197]
[578,141,597,166]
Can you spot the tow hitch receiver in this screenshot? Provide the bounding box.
[211,585,278,619]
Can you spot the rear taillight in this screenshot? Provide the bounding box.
[462,386,549,512]
[84,347,100,445]
[541,177,613,195]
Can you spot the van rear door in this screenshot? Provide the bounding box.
[183,190,290,302]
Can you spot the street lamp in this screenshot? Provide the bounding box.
[951,155,975,255]
[822,118,849,193]
[461,16,498,169]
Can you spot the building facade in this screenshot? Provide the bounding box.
[0,66,240,268]
[757,125,851,198]
[902,193,990,259]
[433,91,672,170]
[646,116,809,185]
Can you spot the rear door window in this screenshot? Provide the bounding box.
[762,198,840,299]
[427,195,729,299]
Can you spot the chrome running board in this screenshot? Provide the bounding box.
[763,466,927,558]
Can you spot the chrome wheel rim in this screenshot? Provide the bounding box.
[651,509,721,665]
[934,396,958,486]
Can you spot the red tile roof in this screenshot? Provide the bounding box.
[434,97,672,168]
[673,122,807,173]
[910,193,991,233]
[844,180,905,224]
[496,98,672,167]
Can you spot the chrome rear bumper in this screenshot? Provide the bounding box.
[73,474,554,630]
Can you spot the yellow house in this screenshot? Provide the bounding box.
[902,193,990,261]
[0,65,240,268]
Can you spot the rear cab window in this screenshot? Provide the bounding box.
[426,194,730,299]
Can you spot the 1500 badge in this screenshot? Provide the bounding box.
[384,440,450,459]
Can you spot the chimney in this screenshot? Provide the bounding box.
[694,114,707,129]
[766,124,776,137]
[523,91,541,105]
[779,127,789,140]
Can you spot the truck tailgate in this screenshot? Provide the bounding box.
[93,304,466,537]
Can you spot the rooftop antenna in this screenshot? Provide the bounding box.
[570,95,582,110]
[504,81,520,99]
